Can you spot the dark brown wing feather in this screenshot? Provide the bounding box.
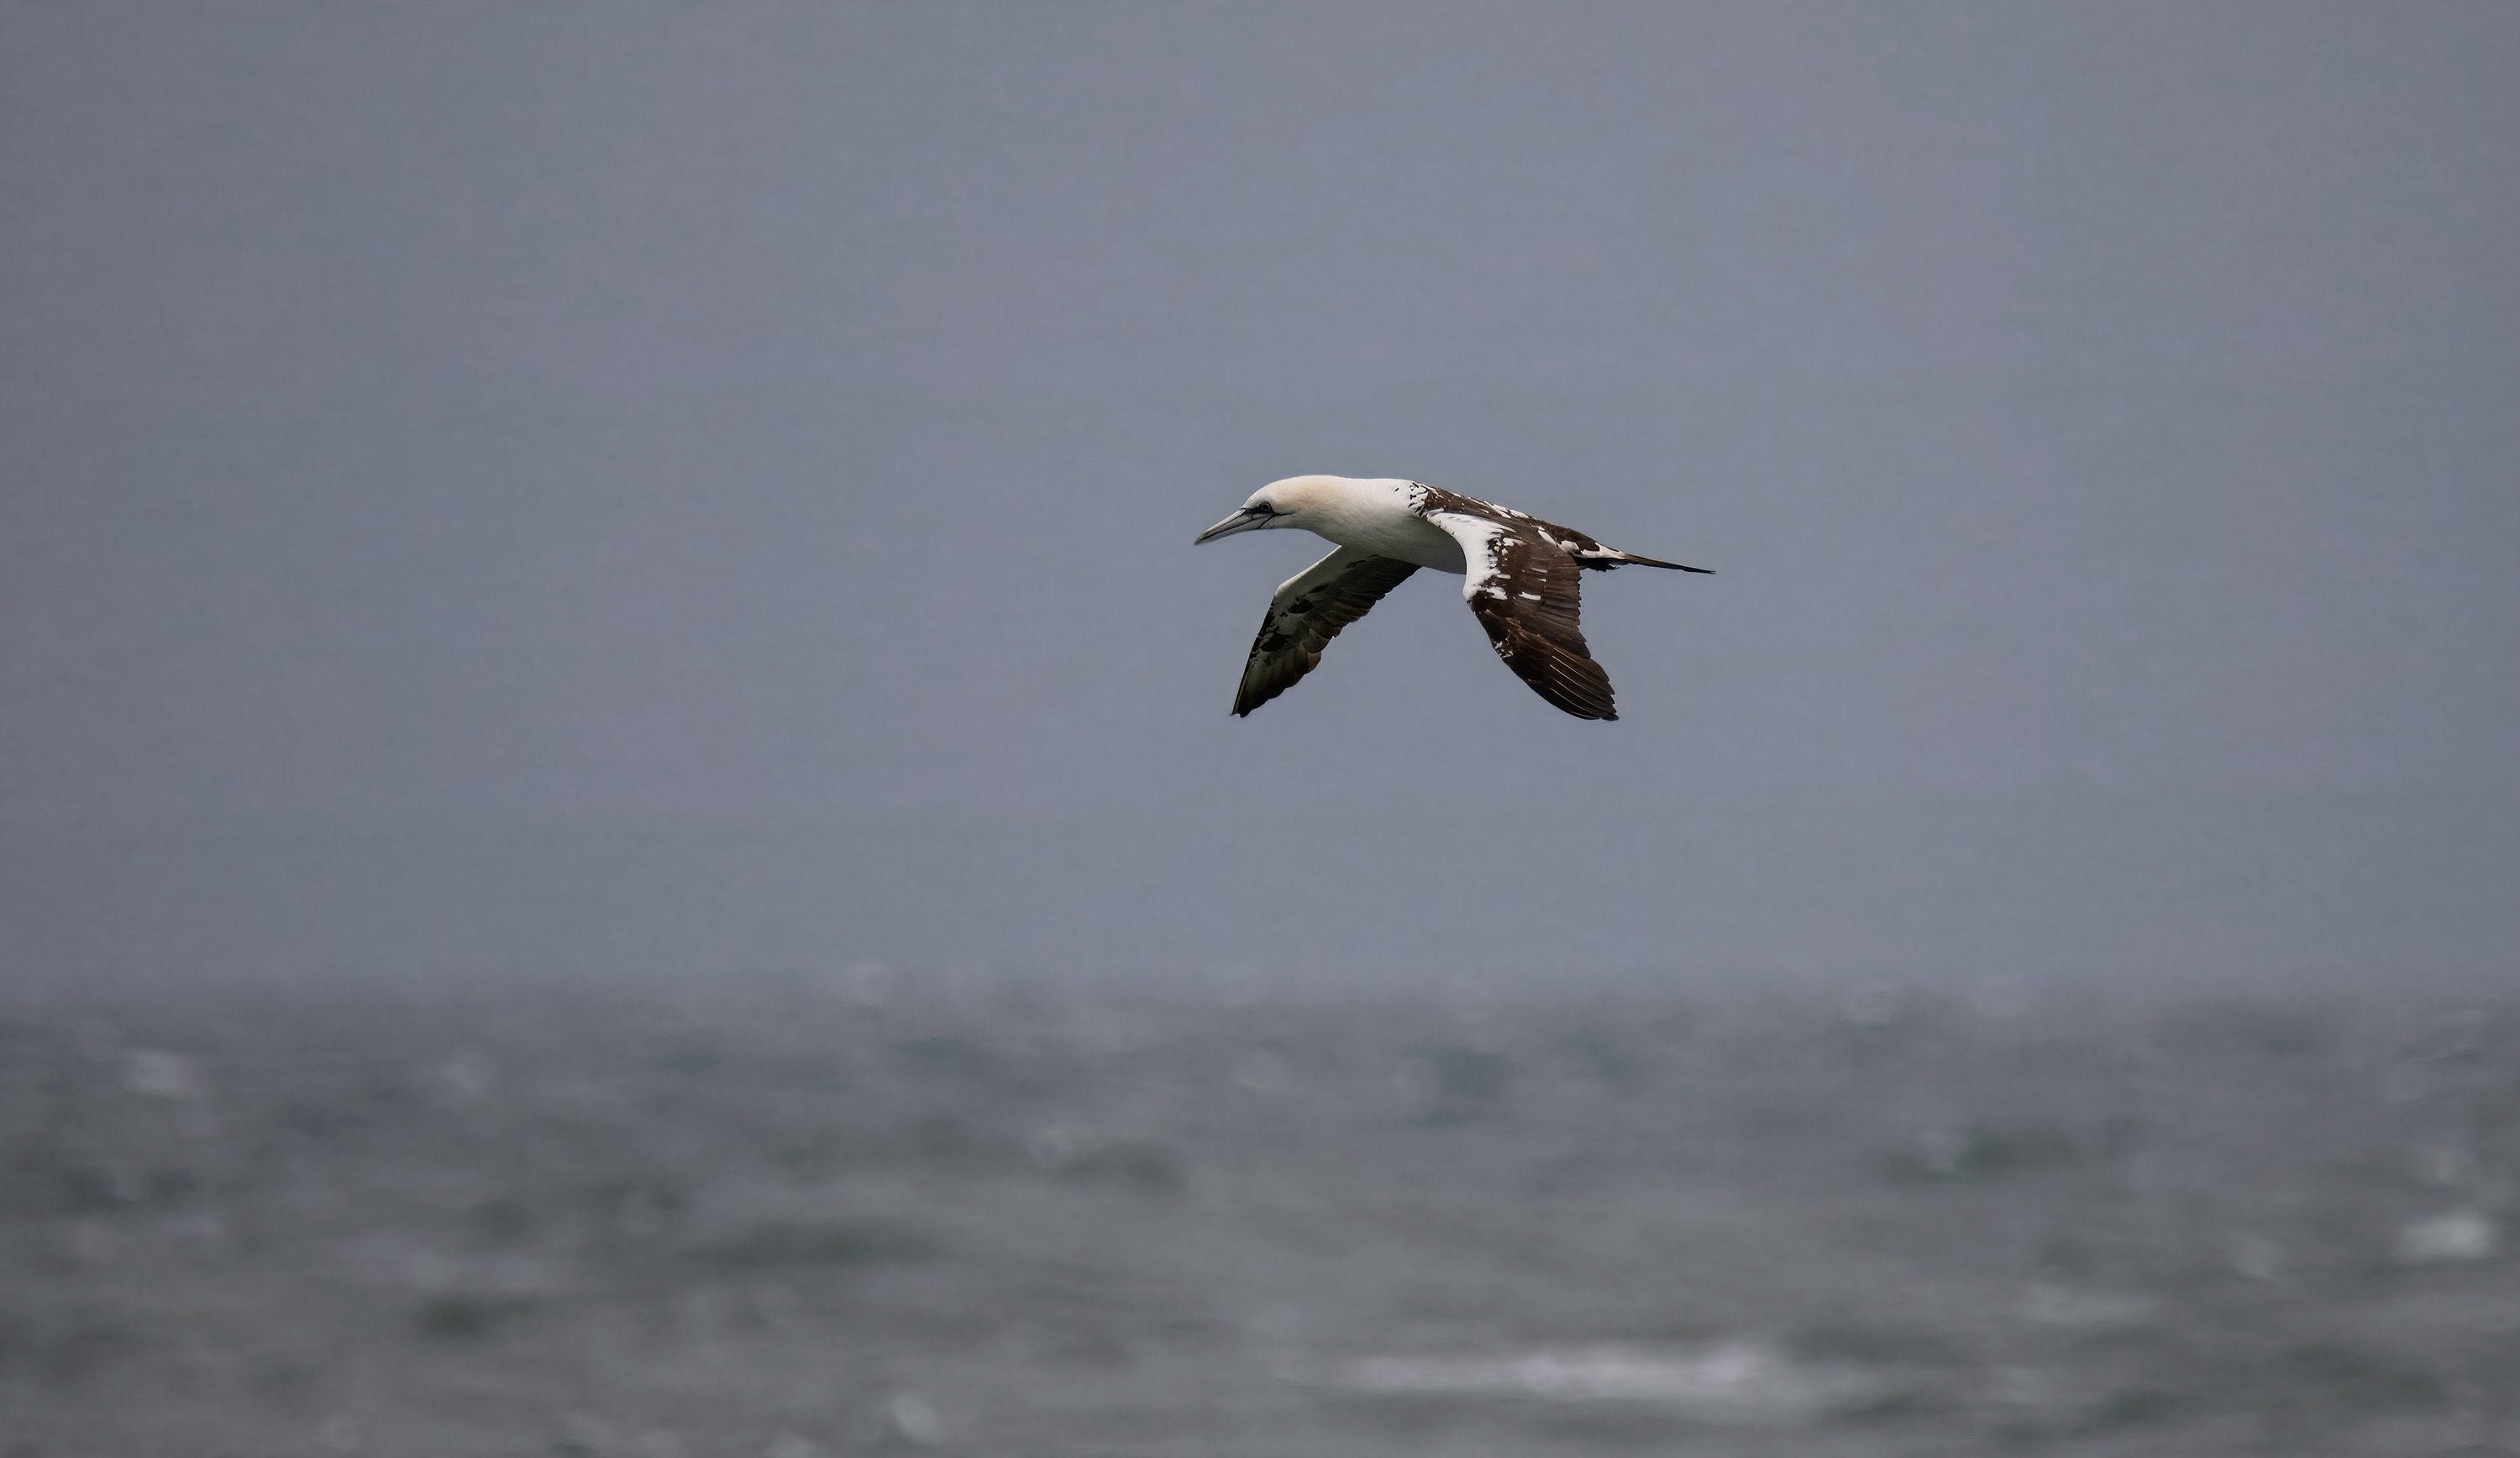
[1415,483,1710,573]
[1462,529,1618,720]
[1232,550,1420,716]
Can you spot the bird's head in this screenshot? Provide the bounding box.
[1194,475,1341,544]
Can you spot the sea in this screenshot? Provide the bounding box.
[2,969,2514,1456]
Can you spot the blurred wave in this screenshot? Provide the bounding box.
[1,973,2515,1455]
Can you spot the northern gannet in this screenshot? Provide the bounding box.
[1194,476,1709,720]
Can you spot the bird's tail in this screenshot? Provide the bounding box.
[1582,548,1713,574]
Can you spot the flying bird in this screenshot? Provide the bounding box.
[1194,475,1709,721]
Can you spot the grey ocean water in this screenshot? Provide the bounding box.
[4,973,2514,1457]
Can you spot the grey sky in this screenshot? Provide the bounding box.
[4,2,2515,984]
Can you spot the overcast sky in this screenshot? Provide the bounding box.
[3,2,2515,987]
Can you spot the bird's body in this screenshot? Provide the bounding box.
[1194,475,1709,721]
[1235,476,1469,571]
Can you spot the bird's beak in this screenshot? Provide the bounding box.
[1194,506,1270,544]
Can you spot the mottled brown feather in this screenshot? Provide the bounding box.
[1231,551,1420,716]
[1448,517,1619,721]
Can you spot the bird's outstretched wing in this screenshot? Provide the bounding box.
[1233,546,1420,716]
[1422,510,1618,720]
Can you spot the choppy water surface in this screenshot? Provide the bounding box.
[3,973,2515,1456]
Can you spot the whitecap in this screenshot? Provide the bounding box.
[1338,1340,1877,1421]
[2395,1209,2500,1264]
